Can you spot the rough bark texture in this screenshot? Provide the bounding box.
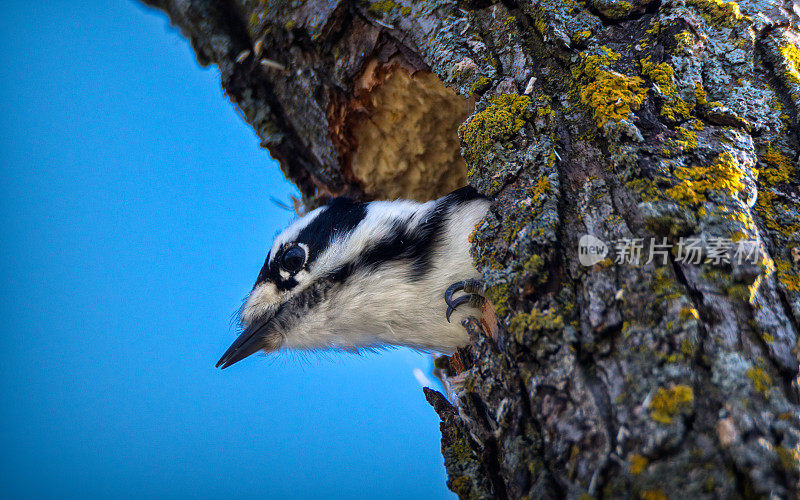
[142,0,800,497]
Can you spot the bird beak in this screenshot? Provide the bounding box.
[216,320,280,369]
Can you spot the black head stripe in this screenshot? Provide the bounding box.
[295,197,367,258]
[328,198,451,283]
[255,198,367,290]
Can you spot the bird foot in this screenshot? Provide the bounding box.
[444,279,484,323]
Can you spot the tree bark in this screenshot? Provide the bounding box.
[142,0,800,497]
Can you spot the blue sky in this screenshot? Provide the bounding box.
[0,2,453,498]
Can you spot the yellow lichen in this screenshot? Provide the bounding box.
[674,31,694,51]
[626,178,661,202]
[485,283,511,316]
[640,489,668,500]
[640,56,695,121]
[755,190,800,237]
[760,143,793,185]
[685,0,749,28]
[665,152,745,205]
[640,56,674,90]
[602,0,634,18]
[680,338,696,356]
[459,94,531,165]
[579,71,647,127]
[469,76,492,95]
[571,48,647,127]
[679,307,699,321]
[522,254,548,284]
[776,259,800,292]
[694,82,723,108]
[650,385,694,424]
[572,46,621,81]
[529,175,551,200]
[629,454,649,475]
[675,125,699,151]
[727,283,758,303]
[747,367,772,393]
[778,40,800,89]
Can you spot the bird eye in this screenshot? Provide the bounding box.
[280,245,306,273]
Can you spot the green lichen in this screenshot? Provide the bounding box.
[448,476,472,496]
[680,338,697,357]
[485,283,511,317]
[509,307,564,342]
[400,6,411,15]
[469,76,492,95]
[519,254,549,286]
[727,283,757,303]
[665,152,745,205]
[459,94,531,165]
[367,0,397,13]
[777,446,800,472]
[650,385,694,424]
[595,0,634,19]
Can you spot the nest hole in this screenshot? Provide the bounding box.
[333,63,471,202]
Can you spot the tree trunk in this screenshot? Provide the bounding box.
[141,0,800,497]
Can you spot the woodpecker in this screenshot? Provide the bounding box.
[216,186,490,369]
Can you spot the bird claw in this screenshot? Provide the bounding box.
[444,279,484,322]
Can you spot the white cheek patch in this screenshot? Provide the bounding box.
[241,282,281,325]
[294,269,311,284]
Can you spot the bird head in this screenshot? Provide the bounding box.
[215,196,432,368]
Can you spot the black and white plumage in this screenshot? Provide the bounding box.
[216,186,490,369]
